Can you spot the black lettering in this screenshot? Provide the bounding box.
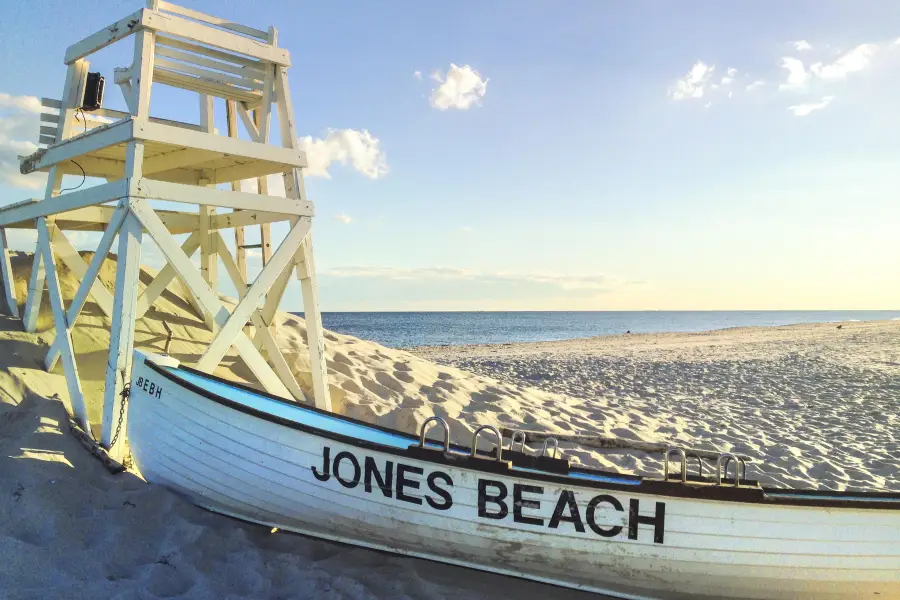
[426,471,453,510]
[513,484,544,526]
[148,383,155,396]
[136,377,144,388]
[478,479,508,519]
[548,490,585,532]
[312,446,331,481]
[628,499,665,544]
[333,451,361,488]
[586,494,624,538]
[143,378,149,391]
[155,385,162,399]
[396,464,423,504]
[364,456,393,497]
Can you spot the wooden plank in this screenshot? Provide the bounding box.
[132,28,156,117]
[0,229,18,317]
[211,209,292,230]
[212,162,288,185]
[0,180,130,227]
[217,234,247,298]
[155,35,265,72]
[153,68,261,104]
[142,11,290,66]
[297,233,331,411]
[133,121,306,168]
[46,205,127,371]
[156,1,269,41]
[37,218,91,433]
[225,100,248,284]
[251,252,291,351]
[101,213,144,460]
[41,98,63,109]
[19,119,135,175]
[236,103,260,142]
[39,135,57,146]
[51,155,124,180]
[50,228,115,317]
[274,67,307,202]
[134,231,200,318]
[155,57,263,90]
[64,9,145,64]
[90,106,202,131]
[41,113,60,124]
[22,248,43,333]
[129,179,314,215]
[196,218,309,371]
[156,45,264,80]
[130,199,292,398]
[143,148,222,173]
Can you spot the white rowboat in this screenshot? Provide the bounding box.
[127,352,900,600]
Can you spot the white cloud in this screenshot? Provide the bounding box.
[787,96,834,116]
[792,40,812,52]
[334,212,352,224]
[810,44,877,80]
[413,70,422,80]
[720,67,738,85]
[778,57,810,90]
[669,61,715,100]
[746,80,765,92]
[429,64,489,110]
[320,265,636,292]
[0,93,46,191]
[298,128,388,179]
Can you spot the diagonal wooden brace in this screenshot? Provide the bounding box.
[45,204,128,371]
[196,217,311,372]
[130,199,292,398]
[134,231,201,318]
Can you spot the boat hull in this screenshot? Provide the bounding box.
[127,353,900,600]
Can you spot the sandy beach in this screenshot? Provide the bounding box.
[1,252,898,598]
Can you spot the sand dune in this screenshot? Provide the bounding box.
[0,251,897,598]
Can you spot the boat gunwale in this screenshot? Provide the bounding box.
[139,358,900,510]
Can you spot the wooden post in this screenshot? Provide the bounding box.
[225,100,247,287]
[0,229,17,317]
[199,94,218,294]
[101,210,143,459]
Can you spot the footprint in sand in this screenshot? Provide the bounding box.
[332,352,353,366]
[393,361,413,372]
[341,379,362,394]
[433,380,456,392]
[328,360,354,378]
[359,376,394,400]
[393,370,414,384]
[374,371,406,393]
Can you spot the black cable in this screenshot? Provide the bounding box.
[74,107,87,135]
[58,160,86,194]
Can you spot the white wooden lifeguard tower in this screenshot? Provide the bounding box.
[0,1,331,462]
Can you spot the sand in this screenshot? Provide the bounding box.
[0,251,897,598]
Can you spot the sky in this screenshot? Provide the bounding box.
[1,0,900,311]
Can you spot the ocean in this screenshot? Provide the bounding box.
[298,310,900,349]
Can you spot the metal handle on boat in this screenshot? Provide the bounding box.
[664,447,687,483]
[540,437,559,459]
[717,453,745,486]
[721,455,746,486]
[419,417,451,453]
[687,453,704,478]
[509,430,527,453]
[471,425,503,462]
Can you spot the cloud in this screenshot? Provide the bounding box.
[792,40,812,52]
[810,44,877,80]
[334,212,352,224]
[429,64,489,110]
[787,96,834,116]
[778,57,810,90]
[745,80,765,92]
[720,67,738,85]
[298,128,388,179]
[413,70,422,80]
[669,61,715,100]
[320,265,637,292]
[0,93,46,190]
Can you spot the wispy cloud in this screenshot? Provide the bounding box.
[429,64,489,110]
[809,44,877,81]
[413,70,422,80]
[746,80,765,92]
[334,212,352,224]
[669,61,716,100]
[0,92,46,190]
[778,57,811,91]
[298,128,388,179]
[787,96,834,116]
[720,67,738,85]
[792,40,812,52]
[320,265,640,292]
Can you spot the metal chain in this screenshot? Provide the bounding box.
[109,383,130,450]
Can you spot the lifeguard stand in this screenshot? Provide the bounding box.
[0,0,331,461]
